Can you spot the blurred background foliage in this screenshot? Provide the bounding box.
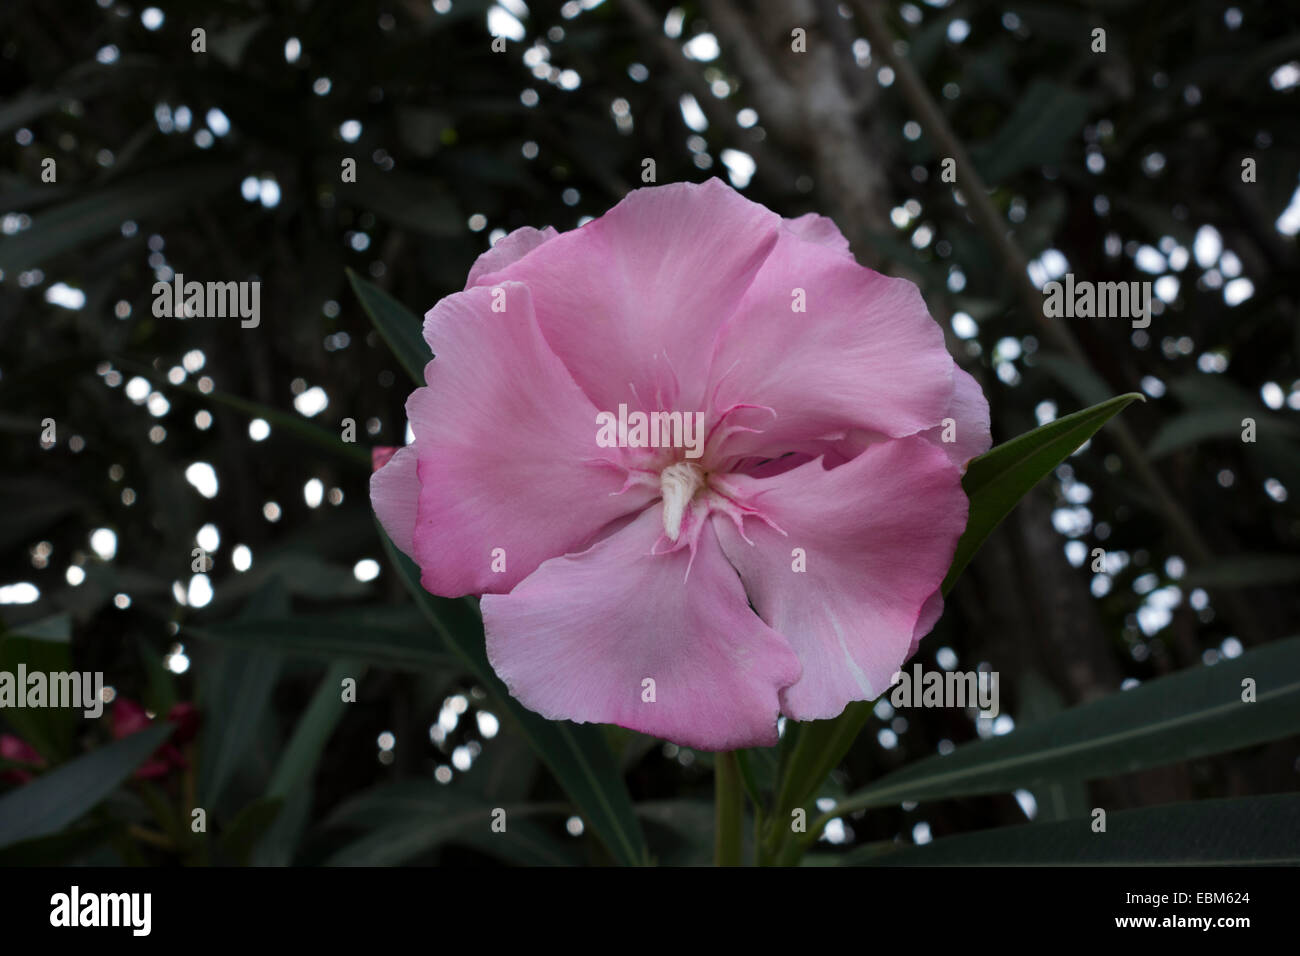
[1,0,1298,865]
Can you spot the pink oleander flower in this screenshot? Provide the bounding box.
[112,698,200,779]
[0,733,45,784]
[372,178,990,750]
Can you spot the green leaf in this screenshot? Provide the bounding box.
[0,478,88,555]
[636,799,751,867]
[4,613,71,642]
[196,583,286,809]
[114,357,369,468]
[1148,409,1300,459]
[0,724,173,851]
[767,702,872,841]
[1181,554,1300,589]
[850,793,1300,865]
[136,637,177,718]
[1017,671,1088,823]
[240,659,362,863]
[190,609,454,672]
[210,17,269,69]
[942,393,1142,593]
[342,168,462,238]
[328,812,576,866]
[827,636,1300,818]
[733,747,777,809]
[762,701,877,864]
[250,658,361,863]
[324,783,576,866]
[379,526,649,866]
[0,630,75,761]
[267,661,359,801]
[1015,189,1068,258]
[324,780,467,828]
[347,269,431,386]
[1034,353,1114,408]
[1166,373,1257,409]
[197,645,282,810]
[219,796,284,865]
[207,552,373,607]
[0,61,156,140]
[906,12,955,77]
[0,823,119,866]
[0,90,67,136]
[0,162,238,272]
[970,80,1091,185]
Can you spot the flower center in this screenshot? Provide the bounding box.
[659,460,706,542]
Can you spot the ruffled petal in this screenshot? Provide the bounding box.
[481,505,802,750]
[471,178,782,414]
[783,212,852,258]
[711,436,967,721]
[921,364,991,471]
[465,225,558,289]
[705,229,954,466]
[409,281,657,596]
[902,369,992,657]
[905,590,946,661]
[370,443,421,560]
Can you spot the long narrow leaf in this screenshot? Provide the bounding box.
[251,661,359,866]
[190,610,455,672]
[0,725,173,850]
[326,790,575,866]
[850,793,1300,865]
[197,583,286,808]
[1181,553,1300,589]
[829,635,1300,818]
[942,392,1142,592]
[114,357,368,467]
[347,269,432,386]
[0,162,237,272]
[767,700,872,852]
[267,660,362,801]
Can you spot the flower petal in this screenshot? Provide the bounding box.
[409,281,656,596]
[472,178,782,413]
[706,230,953,465]
[481,505,802,750]
[783,212,852,258]
[712,437,967,721]
[465,225,558,289]
[922,363,991,471]
[906,590,946,661]
[903,370,991,654]
[112,697,152,738]
[370,443,421,560]
[0,733,43,765]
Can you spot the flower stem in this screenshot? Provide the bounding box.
[128,824,175,851]
[714,750,744,866]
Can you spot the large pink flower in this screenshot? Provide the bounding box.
[372,178,989,750]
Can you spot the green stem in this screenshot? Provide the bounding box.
[135,779,182,846]
[714,751,744,866]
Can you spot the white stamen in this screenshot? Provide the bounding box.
[660,461,705,541]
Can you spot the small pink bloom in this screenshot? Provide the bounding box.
[0,734,45,784]
[372,446,399,471]
[112,698,200,779]
[167,702,200,744]
[372,179,989,750]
